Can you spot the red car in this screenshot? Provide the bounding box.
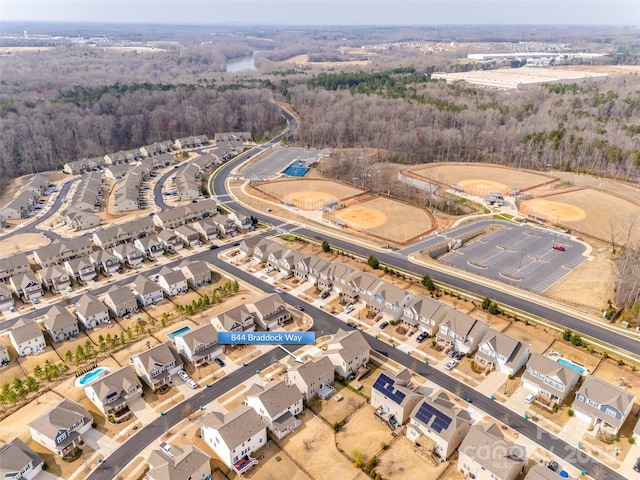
[552,245,565,251]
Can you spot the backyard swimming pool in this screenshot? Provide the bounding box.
[75,366,110,387]
[167,325,192,340]
[557,358,587,375]
[282,159,311,177]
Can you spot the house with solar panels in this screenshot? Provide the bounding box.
[406,390,472,460]
[371,369,422,429]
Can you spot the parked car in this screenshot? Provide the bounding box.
[634,457,640,473]
[454,351,465,360]
[346,322,357,329]
[9,306,16,313]
[320,291,330,299]
[209,244,219,250]
[525,392,536,404]
[447,349,458,358]
[66,286,73,292]
[416,332,429,343]
[379,321,389,330]
[344,305,355,314]
[444,359,458,371]
[32,298,39,304]
[274,287,284,294]
[178,370,190,382]
[294,305,304,311]
[187,379,199,389]
[552,245,566,251]
[545,460,560,472]
[214,358,226,368]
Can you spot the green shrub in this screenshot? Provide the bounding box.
[568,409,574,417]
[629,437,635,444]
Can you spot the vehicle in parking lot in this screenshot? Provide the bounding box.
[379,321,389,329]
[444,359,458,370]
[552,245,565,251]
[178,370,190,382]
[187,379,199,389]
[294,305,304,311]
[214,358,226,368]
[525,392,536,404]
[447,349,458,358]
[416,332,429,343]
[344,305,355,314]
[320,291,330,299]
[454,351,465,360]
[346,322,357,328]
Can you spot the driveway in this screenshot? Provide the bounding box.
[83,429,121,457]
[503,385,531,415]
[475,371,508,397]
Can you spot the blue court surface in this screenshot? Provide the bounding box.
[283,160,311,177]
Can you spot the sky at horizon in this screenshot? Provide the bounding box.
[2,0,639,26]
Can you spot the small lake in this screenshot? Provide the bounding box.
[226,54,257,72]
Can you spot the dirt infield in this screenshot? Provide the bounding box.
[412,163,553,194]
[520,189,640,244]
[256,179,363,211]
[331,196,436,244]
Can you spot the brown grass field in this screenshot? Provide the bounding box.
[257,179,363,210]
[0,233,51,255]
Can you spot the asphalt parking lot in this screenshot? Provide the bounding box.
[242,147,329,181]
[439,224,587,293]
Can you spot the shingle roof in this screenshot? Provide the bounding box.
[159,267,187,285]
[179,323,218,352]
[201,405,265,450]
[104,285,136,308]
[523,354,581,394]
[147,444,210,480]
[574,376,635,425]
[9,318,44,344]
[287,356,334,384]
[87,366,141,403]
[246,380,302,418]
[460,423,526,479]
[0,438,43,477]
[28,398,92,441]
[75,293,108,318]
[44,305,78,331]
[325,328,370,364]
[410,391,471,442]
[132,275,162,296]
[134,342,180,374]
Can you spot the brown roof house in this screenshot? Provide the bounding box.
[572,376,636,434]
[324,328,370,379]
[521,353,581,404]
[246,380,304,439]
[371,369,423,430]
[103,285,139,318]
[147,443,211,480]
[458,423,526,480]
[28,398,93,458]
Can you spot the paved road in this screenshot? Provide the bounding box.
[87,250,622,480]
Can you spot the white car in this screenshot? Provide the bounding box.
[66,286,73,292]
[177,370,190,382]
[444,359,458,371]
[525,392,536,404]
[187,379,199,389]
[344,305,355,314]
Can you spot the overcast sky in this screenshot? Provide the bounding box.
[2,0,638,26]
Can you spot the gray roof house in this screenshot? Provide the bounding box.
[246,380,304,439]
[175,225,200,247]
[75,293,110,329]
[28,398,93,457]
[112,242,144,266]
[60,207,101,231]
[131,275,164,306]
[367,281,415,322]
[406,390,472,460]
[436,310,489,354]
[103,285,139,318]
[0,438,44,480]
[89,248,121,274]
[179,260,212,289]
[134,235,165,259]
[157,267,188,297]
[458,423,526,480]
[9,271,43,302]
[401,295,451,335]
[201,405,266,474]
[147,443,211,480]
[251,293,292,330]
[131,342,183,391]
[211,304,256,332]
[85,366,143,417]
[192,218,219,241]
[158,229,183,251]
[0,282,14,311]
[521,353,581,403]
[324,328,370,379]
[37,264,71,292]
[371,369,423,429]
[342,271,380,302]
[239,236,267,258]
[475,328,530,376]
[64,256,97,283]
[294,254,330,283]
[285,356,335,402]
[572,376,636,434]
[32,237,92,268]
[174,323,223,367]
[44,305,79,342]
[9,318,46,356]
[0,253,31,283]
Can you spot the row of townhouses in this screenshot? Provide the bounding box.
[0,173,50,220]
[59,171,104,231]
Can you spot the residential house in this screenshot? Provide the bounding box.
[68,171,104,212]
[43,305,79,342]
[141,153,174,169]
[0,343,9,366]
[322,263,357,294]
[285,356,335,402]
[153,200,217,229]
[406,391,472,460]
[211,304,256,332]
[175,225,200,247]
[157,267,188,297]
[134,235,164,259]
[0,281,15,311]
[367,281,414,322]
[458,423,526,480]
[174,323,223,367]
[63,159,90,175]
[192,219,219,241]
[475,329,530,375]
[521,353,581,404]
[342,271,380,303]
[229,212,254,231]
[265,243,285,269]
[251,293,292,330]
[131,275,164,306]
[436,310,489,354]
[250,238,276,264]
[401,296,450,335]
[293,254,330,284]
[239,236,266,259]
[8,318,46,356]
[158,229,183,251]
[276,249,304,278]
[324,328,370,379]
[85,366,142,417]
[37,264,71,293]
[572,376,636,434]
[75,293,110,329]
[371,369,423,429]
[174,135,209,149]
[92,217,155,249]
[215,132,251,142]
[146,443,211,480]
[245,380,303,439]
[140,140,173,157]
[211,213,237,236]
[0,253,31,283]
[0,438,44,480]
[179,260,212,289]
[131,342,183,391]
[112,243,144,267]
[103,286,139,318]
[28,399,93,458]
[175,164,202,201]
[33,237,92,268]
[104,164,130,180]
[89,249,121,274]
[525,465,569,480]
[200,405,267,474]
[9,272,43,303]
[64,256,97,283]
[61,207,101,231]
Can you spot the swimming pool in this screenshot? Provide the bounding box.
[167,325,192,340]
[557,358,586,375]
[283,160,311,177]
[76,366,110,387]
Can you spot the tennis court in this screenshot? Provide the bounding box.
[283,159,311,177]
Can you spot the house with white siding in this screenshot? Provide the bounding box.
[436,310,489,354]
[112,242,144,267]
[179,260,212,289]
[401,295,450,335]
[134,235,165,259]
[285,356,335,402]
[9,272,43,303]
[324,328,370,379]
[521,353,581,404]
[211,304,256,332]
[64,256,97,283]
[371,369,422,429]
[75,293,110,329]
[246,380,303,439]
[38,264,71,293]
[475,328,530,375]
[89,249,121,274]
[43,305,79,342]
[85,366,142,417]
[131,275,164,306]
[0,438,44,480]
[157,267,188,297]
[251,293,292,330]
[174,323,223,367]
[131,342,183,391]
[146,443,211,480]
[9,318,46,356]
[103,286,139,318]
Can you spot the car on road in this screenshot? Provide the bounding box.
[66,286,73,292]
[214,358,226,368]
[416,332,429,343]
[32,298,39,304]
[525,392,536,404]
[209,244,219,250]
[552,245,566,251]
[294,305,304,311]
[274,287,284,294]
[379,321,389,329]
[346,322,357,329]
[9,306,16,313]
[187,379,199,389]
[178,370,190,382]
[444,359,458,371]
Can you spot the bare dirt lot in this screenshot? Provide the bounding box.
[283,54,371,68]
[502,322,555,355]
[337,405,394,462]
[376,436,451,480]
[0,233,50,256]
[256,179,363,210]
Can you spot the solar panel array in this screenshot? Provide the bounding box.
[373,373,406,405]
[415,402,452,433]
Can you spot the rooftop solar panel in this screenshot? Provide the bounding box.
[415,401,453,433]
[373,373,407,405]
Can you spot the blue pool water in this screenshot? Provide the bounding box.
[283,160,311,177]
[557,358,586,374]
[167,325,192,340]
[77,366,109,386]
